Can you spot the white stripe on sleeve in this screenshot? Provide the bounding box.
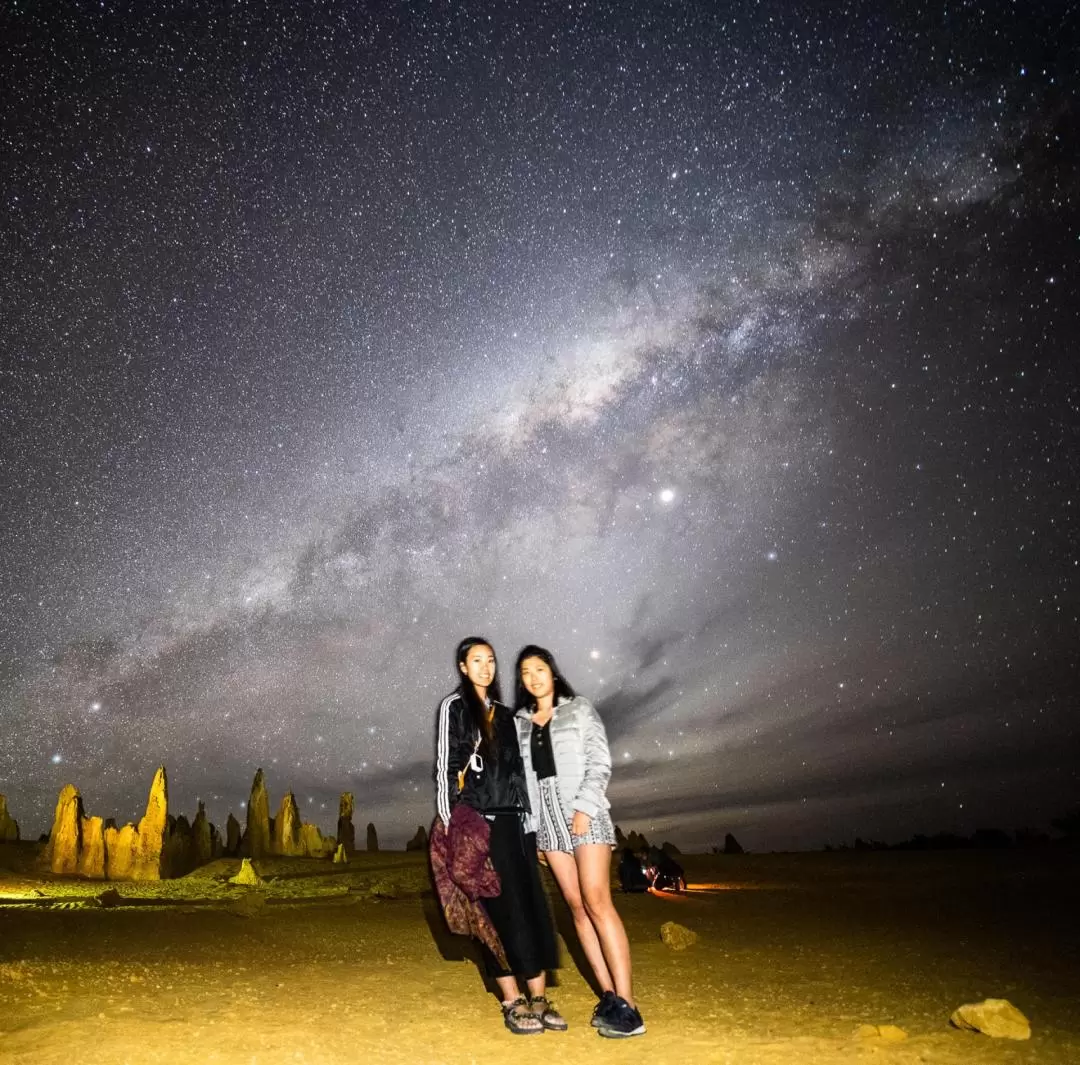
[435,693,457,825]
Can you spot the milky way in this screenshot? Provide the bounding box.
[1,1,1076,849]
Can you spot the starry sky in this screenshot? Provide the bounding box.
[1,0,1077,851]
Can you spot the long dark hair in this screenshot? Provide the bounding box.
[455,636,502,755]
[514,644,576,710]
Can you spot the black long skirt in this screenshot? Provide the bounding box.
[478,813,559,979]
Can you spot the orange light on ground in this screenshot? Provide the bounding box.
[647,885,689,901]
[683,881,782,892]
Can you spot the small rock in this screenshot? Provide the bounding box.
[228,858,264,886]
[368,878,399,899]
[950,998,1031,1040]
[854,1024,908,1042]
[332,843,349,864]
[97,888,123,908]
[660,920,698,950]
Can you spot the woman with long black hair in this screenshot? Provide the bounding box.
[514,644,645,1039]
[435,636,564,1035]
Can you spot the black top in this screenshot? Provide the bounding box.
[530,717,558,779]
[441,696,531,816]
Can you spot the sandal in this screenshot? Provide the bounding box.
[501,996,543,1035]
[530,994,569,1031]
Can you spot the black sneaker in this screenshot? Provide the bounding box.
[597,996,646,1038]
[590,990,618,1028]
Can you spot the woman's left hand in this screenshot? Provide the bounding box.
[571,811,592,837]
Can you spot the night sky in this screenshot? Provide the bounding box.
[2,1,1077,851]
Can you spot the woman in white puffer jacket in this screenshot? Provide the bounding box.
[514,645,645,1039]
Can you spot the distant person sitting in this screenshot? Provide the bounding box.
[646,846,685,893]
[618,848,650,893]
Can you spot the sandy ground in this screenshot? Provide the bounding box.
[0,845,1077,1065]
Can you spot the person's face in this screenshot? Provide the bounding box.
[520,656,555,702]
[459,644,496,691]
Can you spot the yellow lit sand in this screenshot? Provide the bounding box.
[0,846,1077,1064]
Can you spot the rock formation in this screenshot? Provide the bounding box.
[244,769,271,858]
[724,832,744,855]
[661,841,681,856]
[77,815,106,879]
[405,825,428,852]
[165,814,194,877]
[0,795,19,842]
[225,813,241,855]
[366,822,379,852]
[337,792,356,854]
[228,858,264,886]
[333,843,349,864]
[300,822,328,858]
[131,766,170,880]
[47,784,84,874]
[274,792,304,856]
[104,822,138,879]
[192,802,213,865]
[43,767,228,881]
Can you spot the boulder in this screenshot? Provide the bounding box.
[78,816,107,879]
[48,784,84,874]
[104,822,138,879]
[274,792,304,856]
[405,825,429,852]
[724,833,744,855]
[950,999,1031,1040]
[192,802,213,865]
[228,857,264,886]
[225,812,241,856]
[244,769,271,858]
[660,921,699,951]
[337,792,356,854]
[366,822,379,852]
[661,841,681,857]
[333,843,349,864]
[0,795,19,842]
[132,766,169,880]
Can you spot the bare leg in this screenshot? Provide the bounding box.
[545,849,615,994]
[576,844,635,1007]
[494,975,543,1032]
[494,975,522,1003]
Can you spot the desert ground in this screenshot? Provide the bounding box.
[0,844,1077,1065]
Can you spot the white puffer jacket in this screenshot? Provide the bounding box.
[515,695,612,833]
